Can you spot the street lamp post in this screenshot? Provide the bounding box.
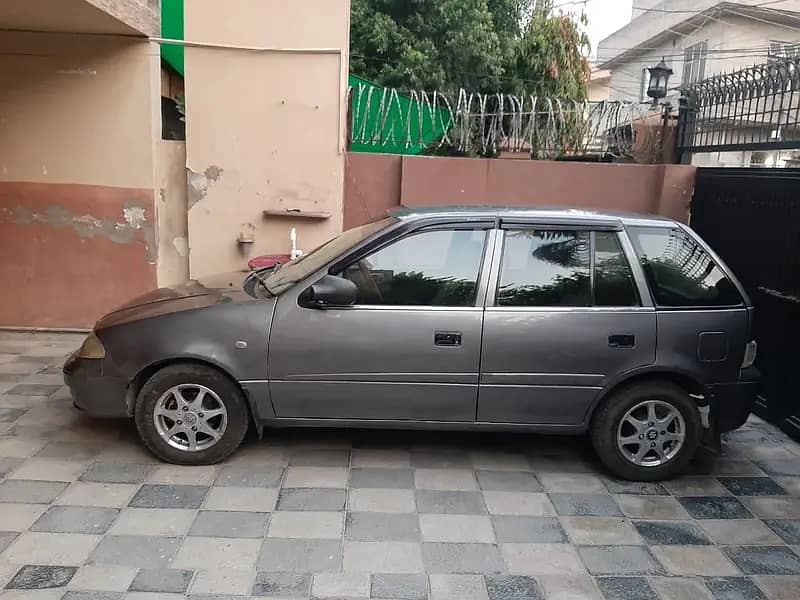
[647,58,675,160]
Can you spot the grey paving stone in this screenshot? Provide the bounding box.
[34,442,102,462]
[614,495,691,520]
[550,494,622,517]
[411,451,473,469]
[129,568,193,593]
[415,490,487,514]
[189,510,267,538]
[718,477,788,497]
[688,456,765,477]
[258,539,342,572]
[578,545,664,575]
[428,573,488,600]
[252,571,311,597]
[603,479,668,495]
[89,535,181,568]
[30,506,118,534]
[704,576,768,600]
[370,573,428,600]
[346,512,421,541]
[764,519,800,544]
[595,577,655,600]
[665,477,732,497]
[476,471,542,492]
[0,408,26,422]
[422,542,504,574]
[0,530,16,552]
[5,383,61,396]
[0,457,22,477]
[128,484,208,509]
[61,592,125,600]
[757,460,800,477]
[491,516,566,543]
[349,467,414,488]
[288,448,350,467]
[633,520,712,545]
[80,463,150,484]
[723,545,800,575]
[679,497,753,519]
[215,465,283,488]
[276,488,345,511]
[5,564,78,589]
[484,575,543,600]
[0,479,67,503]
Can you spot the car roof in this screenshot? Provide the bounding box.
[389,206,676,228]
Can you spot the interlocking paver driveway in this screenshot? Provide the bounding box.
[0,331,800,599]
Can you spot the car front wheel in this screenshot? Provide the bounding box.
[591,380,701,481]
[135,363,250,465]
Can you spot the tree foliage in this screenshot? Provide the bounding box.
[350,0,589,97]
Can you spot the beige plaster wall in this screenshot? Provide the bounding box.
[183,0,350,278]
[0,30,160,189]
[155,140,190,286]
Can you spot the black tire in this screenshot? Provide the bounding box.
[135,363,250,465]
[591,380,701,481]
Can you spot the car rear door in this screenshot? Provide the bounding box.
[477,221,657,426]
[268,222,496,422]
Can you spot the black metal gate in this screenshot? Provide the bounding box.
[691,168,800,439]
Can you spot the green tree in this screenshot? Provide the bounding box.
[350,0,589,97]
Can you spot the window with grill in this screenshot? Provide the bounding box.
[682,41,708,86]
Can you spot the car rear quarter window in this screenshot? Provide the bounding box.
[627,225,742,307]
[497,230,592,306]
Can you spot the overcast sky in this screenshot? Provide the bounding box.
[559,0,634,58]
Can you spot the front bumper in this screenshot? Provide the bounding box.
[63,352,129,418]
[706,366,760,433]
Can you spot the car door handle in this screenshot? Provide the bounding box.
[609,334,635,348]
[435,331,462,347]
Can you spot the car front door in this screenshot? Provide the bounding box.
[477,224,657,425]
[268,223,495,421]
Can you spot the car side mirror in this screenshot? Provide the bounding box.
[300,274,358,309]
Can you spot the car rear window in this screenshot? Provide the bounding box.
[627,226,742,307]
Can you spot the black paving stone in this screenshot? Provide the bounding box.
[678,496,753,519]
[252,571,311,596]
[718,477,787,497]
[595,577,656,600]
[705,577,768,600]
[6,565,78,589]
[485,575,543,600]
[633,520,712,545]
[764,519,800,544]
[723,545,800,575]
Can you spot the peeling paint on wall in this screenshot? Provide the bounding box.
[186,165,224,210]
[173,236,189,257]
[0,202,157,262]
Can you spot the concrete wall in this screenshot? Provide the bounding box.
[183,0,350,278]
[155,140,190,287]
[0,31,161,327]
[344,153,696,230]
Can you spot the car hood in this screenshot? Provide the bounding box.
[96,271,257,329]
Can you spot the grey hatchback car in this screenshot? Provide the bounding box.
[65,207,759,480]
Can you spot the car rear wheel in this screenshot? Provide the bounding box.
[135,363,250,465]
[591,380,701,481]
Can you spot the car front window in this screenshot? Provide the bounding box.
[262,217,395,295]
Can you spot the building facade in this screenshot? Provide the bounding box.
[597,1,800,168]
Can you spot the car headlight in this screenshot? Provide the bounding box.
[741,340,757,369]
[77,332,106,359]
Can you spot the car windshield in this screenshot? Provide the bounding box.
[262,217,395,295]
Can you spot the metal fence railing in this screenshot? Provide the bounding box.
[678,57,800,153]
